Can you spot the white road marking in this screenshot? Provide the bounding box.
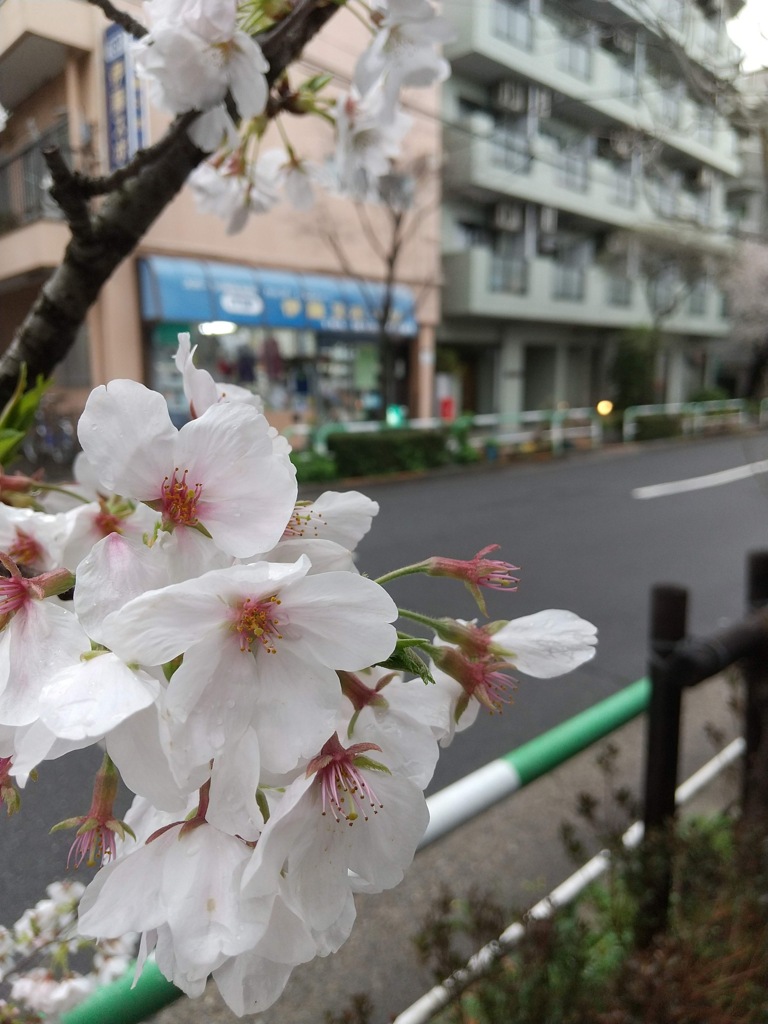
[632,459,768,499]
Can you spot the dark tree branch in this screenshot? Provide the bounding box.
[74,112,200,196]
[84,0,147,39]
[1,0,343,407]
[43,148,93,240]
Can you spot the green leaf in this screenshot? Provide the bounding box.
[378,641,435,686]
[0,367,51,466]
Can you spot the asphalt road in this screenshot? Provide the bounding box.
[353,432,768,790]
[3,431,767,926]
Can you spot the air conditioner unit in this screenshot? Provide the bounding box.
[610,131,634,159]
[493,202,524,232]
[494,80,527,113]
[605,232,628,255]
[535,88,552,119]
[612,29,634,54]
[468,110,494,138]
[697,167,715,190]
[540,205,558,233]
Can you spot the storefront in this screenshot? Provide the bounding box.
[138,256,418,427]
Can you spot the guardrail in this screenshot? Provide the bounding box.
[284,399,755,461]
[622,399,749,442]
[285,407,604,458]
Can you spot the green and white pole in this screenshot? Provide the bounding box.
[420,677,651,849]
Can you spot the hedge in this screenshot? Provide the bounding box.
[325,428,450,478]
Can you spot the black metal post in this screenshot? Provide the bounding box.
[638,583,688,945]
[742,552,768,823]
[643,584,688,832]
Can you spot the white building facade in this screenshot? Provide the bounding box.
[440,0,745,417]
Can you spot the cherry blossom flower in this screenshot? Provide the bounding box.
[330,86,412,200]
[242,732,429,931]
[98,556,398,773]
[174,333,262,417]
[134,0,269,123]
[10,969,96,1015]
[355,0,453,119]
[77,379,297,559]
[281,491,379,550]
[79,819,270,998]
[0,562,86,728]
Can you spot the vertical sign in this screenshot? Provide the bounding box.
[103,24,147,171]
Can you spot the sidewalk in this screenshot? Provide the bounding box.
[148,673,742,1024]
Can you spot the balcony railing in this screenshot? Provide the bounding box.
[0,123,69,236]
[553,264,585,301]
[490,255,529,294]
[606,273,633,306]
[490,131,530,172]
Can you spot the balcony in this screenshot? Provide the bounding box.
[0,124,69,236]
[441,246,730,336]
[443,0,741,174]
[0,0,95,108]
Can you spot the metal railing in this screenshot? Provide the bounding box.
[0,122,70,236]
[285,407,605,458]
[622,399,749,441]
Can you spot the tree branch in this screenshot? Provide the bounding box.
[0,0,343,407]
[84,0,147,39]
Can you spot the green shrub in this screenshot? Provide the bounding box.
[634,414,683,441]
[687,385,731,404]
[326,429,450,478]
[289,449,338,483]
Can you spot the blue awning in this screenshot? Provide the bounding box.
[137,257,417,335]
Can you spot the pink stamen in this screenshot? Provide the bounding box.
[8,529,43,569]
[433,646,518,714]
[307,734,384,825]
[0,575,32,617]
[427,546,519,592]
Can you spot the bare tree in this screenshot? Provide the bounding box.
[314,155,441,418]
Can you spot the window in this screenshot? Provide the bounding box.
[558,34,592,79]
[556,139,589,192]
[490,118,530,172]
[493,0,533,49]
[688,279,707,315]
[612,161,635,207]
[606,272,632,306]
[553,263,585,300]
[491,232,528,294]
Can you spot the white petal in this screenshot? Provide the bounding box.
[39,654,159,741]
[492,609,598,678]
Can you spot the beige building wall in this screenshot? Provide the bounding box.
[0,1,442,423]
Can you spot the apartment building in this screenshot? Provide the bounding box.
[0,2,441,430]
[440,0,745,417]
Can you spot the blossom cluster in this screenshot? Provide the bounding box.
[0,880,136,1019]
[128,0,452,230]
[0,341,596,1016]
